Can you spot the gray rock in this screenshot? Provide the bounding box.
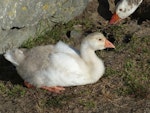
[0,0,89,53]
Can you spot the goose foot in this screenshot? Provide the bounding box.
[41,86,65,93]
[24,81,34,88]
[24,81,65,93]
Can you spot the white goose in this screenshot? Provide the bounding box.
[109,0,143,24]
[4,32,115,93]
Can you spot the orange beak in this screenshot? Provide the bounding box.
[105,39,115,48]
[109,13,121,24]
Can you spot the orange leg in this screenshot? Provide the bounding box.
[24,81,65,93]
[24,81,34,88]
[41,86,65,93]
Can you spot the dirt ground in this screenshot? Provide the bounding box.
[0,0,150,113]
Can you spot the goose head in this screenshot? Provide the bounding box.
[109,0,143,24]
[82,32,115,51]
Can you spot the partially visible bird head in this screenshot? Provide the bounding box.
[109,0,142,24]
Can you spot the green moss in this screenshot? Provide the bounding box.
[8,85,26,97]
[0,82,26,97]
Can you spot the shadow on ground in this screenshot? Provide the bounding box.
[0,54,23,85]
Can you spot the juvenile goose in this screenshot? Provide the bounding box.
[109,0,143,24]
[4,32,115,93]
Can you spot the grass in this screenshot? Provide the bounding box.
[105,68,119,77]
[123,58,149,97]
[44,95,73,108]
[0,82,26,97]
[117,59,149,98]
[99,25,150,98]
[79,99,95,108]
[16,20,150,99]
[7,85,26,97]
[21,18,93,48]
[116,35,150,98]
[0,14,149,112]
[44,96,64,108]
[0,82,8,95]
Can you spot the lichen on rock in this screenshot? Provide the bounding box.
[0,0,89,53]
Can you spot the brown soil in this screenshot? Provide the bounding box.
[0,0,150,113]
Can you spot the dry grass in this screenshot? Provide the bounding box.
[0,0,149,112]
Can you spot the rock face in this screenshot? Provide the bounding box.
[0,0,89,53]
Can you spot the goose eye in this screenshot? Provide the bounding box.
[99,39,102,41]
[119,9,122,11]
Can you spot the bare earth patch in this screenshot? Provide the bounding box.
[0,0,150,113]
